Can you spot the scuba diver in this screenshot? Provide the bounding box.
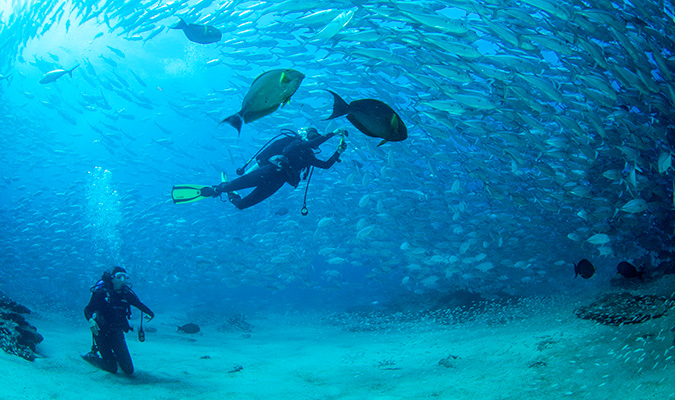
[82,266,154,375]
[171,127,348,213]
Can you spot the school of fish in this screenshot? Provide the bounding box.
[0,0,673,307]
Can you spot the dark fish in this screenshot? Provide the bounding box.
[324,90,407,146]
[574,258,595,279]
[170,18,222,44]
[177,323,201,334]
[617,261,643,280]
[222,69,305,135]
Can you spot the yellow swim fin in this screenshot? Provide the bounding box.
[171,184,214,204]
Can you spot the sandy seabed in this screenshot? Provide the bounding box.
[1,294,674,400]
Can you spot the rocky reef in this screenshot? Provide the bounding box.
[0,293,43,361]
[575,292,672,326]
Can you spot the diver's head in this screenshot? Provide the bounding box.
[299,126,320,141]
[110,266,130,290]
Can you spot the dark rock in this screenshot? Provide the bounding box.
[529,361,547,368]
[575,292,672,326]
[218,314,253,333]
[0,293,43,361]
[227,364,243,373]
[438,354,459,368]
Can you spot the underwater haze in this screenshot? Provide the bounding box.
[1,0,674,320]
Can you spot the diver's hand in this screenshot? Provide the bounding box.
[333,128,348,137]
[88,319,100,336]
[144,312,154,322]
[337,138,348,154]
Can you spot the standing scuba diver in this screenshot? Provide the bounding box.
[82,266,154,375]
[171,127,347,213]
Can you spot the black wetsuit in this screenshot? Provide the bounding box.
[84,285,153,374]
[216,132,341,209]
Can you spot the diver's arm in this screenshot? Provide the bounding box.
[126,291,155,319]
[84,292,104,335]
[84,291,104,320]
[305,131,335,148]
[311,151,341,169]
[312,131,346,169]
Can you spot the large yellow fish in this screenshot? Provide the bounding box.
[222,69,305,135]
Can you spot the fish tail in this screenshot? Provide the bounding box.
[324,90,349,120]
[222,113,243,135]
[170,18,187,30]
[68,64,80,77]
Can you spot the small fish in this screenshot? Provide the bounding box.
[620,199,648,214]
[324,90,407,146]
[177,323,201,334]
[222,69,305,135]
[574,259,595,279]
[39,65,79,84]
[170,18,222,44]
[617,261,643,281]
[106,45,126,58]
[99,55,117,68]
[586,233,610,245]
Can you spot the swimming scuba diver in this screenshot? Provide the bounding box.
[171,127,348,213]
[82,266,154,375]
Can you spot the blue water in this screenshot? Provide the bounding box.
[0,0,673,320]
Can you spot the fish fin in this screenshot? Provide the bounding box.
[323,90,349,120]
[390,114,399,131]
[222,113,243,136]
[170,18,187,30]
[280,71,291,85]
[377,139,388,147]
[221,172,227,183]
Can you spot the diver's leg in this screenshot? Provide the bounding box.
[216,166,274,193]
[111,331,134,375]
[232,176,285,209]
[93,331,118,373]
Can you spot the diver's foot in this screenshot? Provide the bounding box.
[215,182,228,195]
[200,186,217,197]
[81,352,101,365]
